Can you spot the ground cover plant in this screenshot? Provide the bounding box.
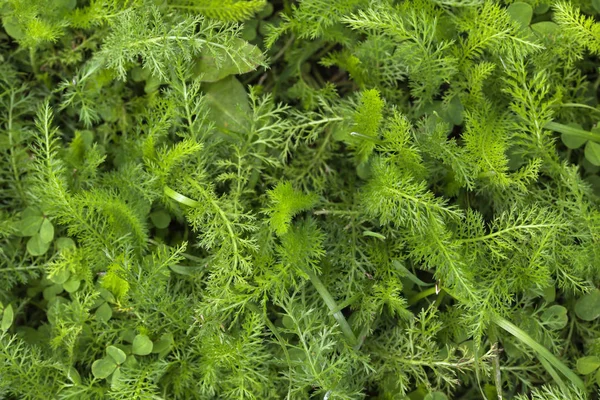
[1,0,600,398]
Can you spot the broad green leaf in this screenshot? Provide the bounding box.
[593,0,600,13]
[43,284,64,301]
[169,264,203,276]
[56,237,76,251]
[424,392,448,400]
[130,66,150,82]
[99,288,116,302]
[574,289,600,321]
[132,334,153,355]
[17,215,44,237]
[507,2,533,28]
[2,17,24,40]
[66,366,81,385]
[91,357,117,379]
[56,0,76,11]
[27,234,51,256]
[110,367,122,389]
[107,345,127,364]
[445,95,464,126]
[542,286,556,303]
[240,19,258,41]
[584,175,600,197]
[282,315,294,329]
[204,76,250,133]
[530,21,559,36]
[39,219,54,243]
[540,305,568,330]
[193,39,263,82]
[561,123,587,149]
[1,304,13,331]
[50,269,71,285]
[95,302,113,323]
[150,210,171,229]
[534,3,550,14]
[584,141,600,166]
[63,279,80,293]
[576,356,600,375]
[151,333,174,355]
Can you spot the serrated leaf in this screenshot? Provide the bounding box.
[27,234,51,256]
[132,334,153,355]
[91,357,117,379]
[507,2,533,28]
[17,215,44,237]
[1,304,13,331]
[204,76,250,133]
[576,356,600,375]
[95,302,113,323]
[584,141,600,166]
[39,219,54,243]
[193,39,263,82]
[574,289,600,321]
[540,305,568,330]
[107,345,127,364]
[150,210,171,229]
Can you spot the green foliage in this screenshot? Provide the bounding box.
[1,0,600,399]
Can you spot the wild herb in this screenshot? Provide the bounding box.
[1,0,600,399]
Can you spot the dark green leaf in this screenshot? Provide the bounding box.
[193,39,262,82]
[204,76,250,133]
[95,302,113,323]
[584,141,600,166]
[574,290,600,321]
[1,304,13,331]
[150,210,171,229]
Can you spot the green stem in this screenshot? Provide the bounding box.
[492,315,585,392]
[545,121,600,142]
[304,268,357,346]
[407,286,438,305]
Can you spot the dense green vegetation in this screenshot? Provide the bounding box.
[1,0,600,398]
